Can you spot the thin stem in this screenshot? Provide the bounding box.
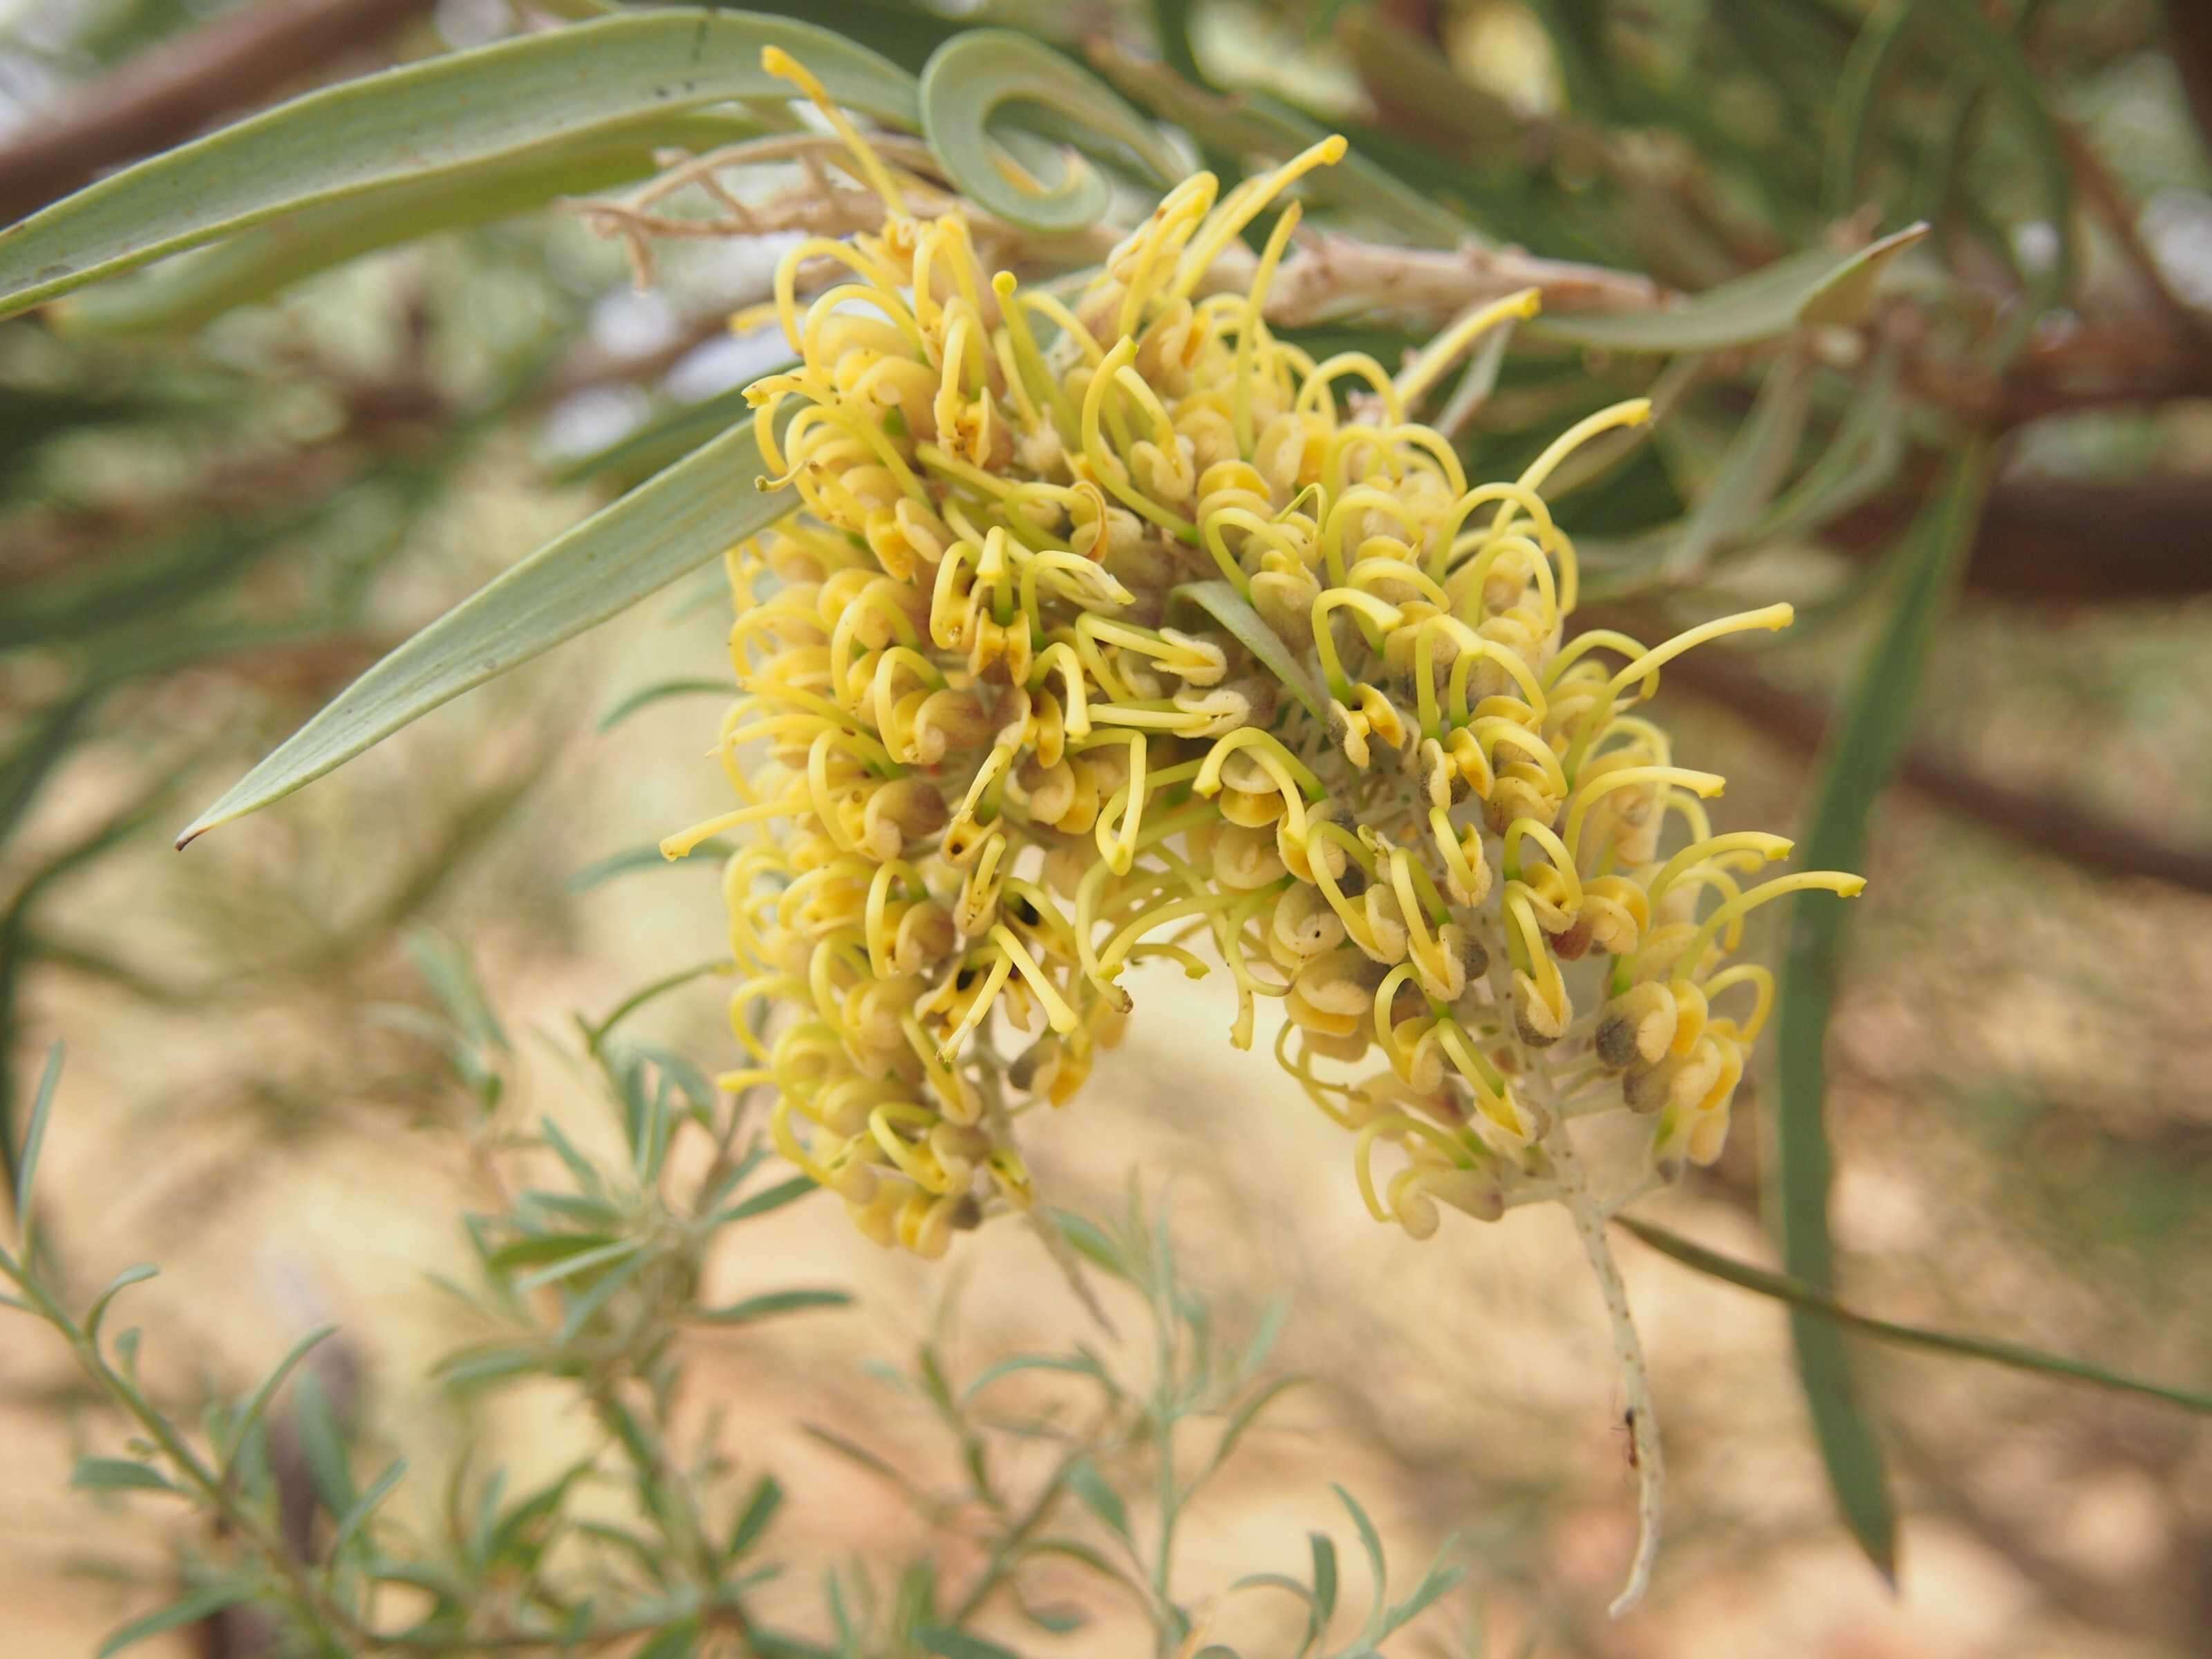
[1543,1123,1664,1617]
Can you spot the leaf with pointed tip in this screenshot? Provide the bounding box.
[1774,439,1994,1586]
[1529,224,1928,353]
[1065,1458,1131,1542]
[12,1039,63,1224]
[177,418,793,845]
[1332,1484,1390,1642]
[85,1265,159,1344]
[1620,1218,2212,1414]
[98,1586,253,1658]
[919,30,1179,233]
[1173,581,1329,722]
[55,118,753,335]
[329,1457,408,1559]
[0,10,918,319]
[692,1287,852,1324]
[73,1456,181,1495]
[221,1325,337,1474]
[568,841,734,892]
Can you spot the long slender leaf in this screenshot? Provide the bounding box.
[329,1457,409,1559]
[1173,581,1329,722]
[221,1325,338,1472]
[727,1474,785,1559]
[1528,224,1928,353]
[1665,350,1814,575]
[569,841,733,894]
[73,1456,181,1495]
[710,1172,819,1226]
[98,1586,253,1658]
[692,1287,852,1324]
[293,1367,356,1516]
[177,418,794,845]
[553,387,758,489]
[57,120,749,335]
[1620,1219,2212,1414]
[84,1264,160,1344]
[0,11,919,318]
[1773,438,1993,1582]
[1065,1458,1131,1543]
[919,30,1179,233]
[1333,1485,1389,1642]
[12,1038,62,1224]
[599,677,733,733]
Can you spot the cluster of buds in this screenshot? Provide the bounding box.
[665,52,1862,1259]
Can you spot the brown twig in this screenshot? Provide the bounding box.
[0,0,436,227]
[1821,471,2212,603]
[1580,605,2212,897]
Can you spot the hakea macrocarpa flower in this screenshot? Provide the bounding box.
[665,52,1864,1269]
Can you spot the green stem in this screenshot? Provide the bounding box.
[1620,1218,2212,1415]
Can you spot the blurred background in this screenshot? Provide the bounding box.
[3,0,2211,1654]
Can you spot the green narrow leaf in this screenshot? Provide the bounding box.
[405,928,509,1054]
[85,1264,160,1343]
[1172,581,1329,722]
[13,1039,63,1224]
[1774,438,1994,1584]
[1620,1219,2212,1414]
[1664,350,1815,575]
[599,677,733,733]
[554,386,757,488]
[487,1231,619,1273]
[919,30,1179,233]
[1378,1548,1465,1640]
[710,1172,821,1226]
[1822,1,1913,219]
[727,1474,785,1559]
[176,416,795,846]
[1304,1530,1338,1656]
[1229,1571,1315,1606]
[1750,346,1904,544]
[568,841,733,893]
[1047,1209,1129,1280]
[915,1627,1024,1659]
[1528,224,1928,353]
[0,11,919,318]
[1065,1458,1131,1542]
[97,1586,252,1658]
[962,1351,1120,1404]
[1209,1374,1306,1477]
[556,1253,648,1342]
[539,1117,608,1197]
[1333,1485,1389,1641]
[328,1457,408,1559]
[692,1287,852,1324]
[293,1368,356,1516]
[1905,0,2077,319]
[72,1456,181,1495]
[514,1236,646,1293]
[57,120,749,335]
[221,1325,337,1472]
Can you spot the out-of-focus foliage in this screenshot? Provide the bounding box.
[6,1,2212,1653]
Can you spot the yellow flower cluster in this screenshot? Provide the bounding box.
[666,53,1862,1256]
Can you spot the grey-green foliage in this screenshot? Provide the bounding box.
[1,955,1468,1659]
[8,0,2203,1620]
